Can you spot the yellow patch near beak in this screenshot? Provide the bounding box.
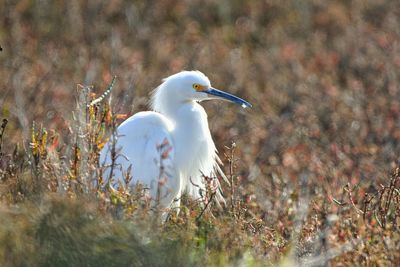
[193,83,207,92]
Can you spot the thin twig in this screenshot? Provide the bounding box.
[196,191,216,222]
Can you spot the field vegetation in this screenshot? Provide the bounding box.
[0,0,399,266]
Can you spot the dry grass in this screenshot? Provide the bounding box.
[1,0,400,266]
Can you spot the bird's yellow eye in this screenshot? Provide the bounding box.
[193,83,202,91]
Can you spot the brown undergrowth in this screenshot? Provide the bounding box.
[1,1,400,266]
[0,80,399,266]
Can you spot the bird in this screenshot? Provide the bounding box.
[99,70,251,213]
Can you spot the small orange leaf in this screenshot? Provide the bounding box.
[97,141,106,150]
[49,134,59,151]
[116,113,128,120]
[105,109,113,124]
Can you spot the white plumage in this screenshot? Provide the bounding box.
[99,71,251,211]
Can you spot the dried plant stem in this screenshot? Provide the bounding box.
[226,142,237,219]
[196,191,216,222]
[0,118,8,158]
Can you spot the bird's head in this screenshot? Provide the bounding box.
[152,71,252,112]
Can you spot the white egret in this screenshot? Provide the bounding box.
[99,70,251,211]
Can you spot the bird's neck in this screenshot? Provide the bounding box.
[152,96,200,125]
[151,88,183,119]
[156,102,183,121]
[159,101,212,155]
[172,101,208,128]
[169,101,215,196]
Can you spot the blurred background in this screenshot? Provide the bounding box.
[1,0,400,264]
[2,0,400,191]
